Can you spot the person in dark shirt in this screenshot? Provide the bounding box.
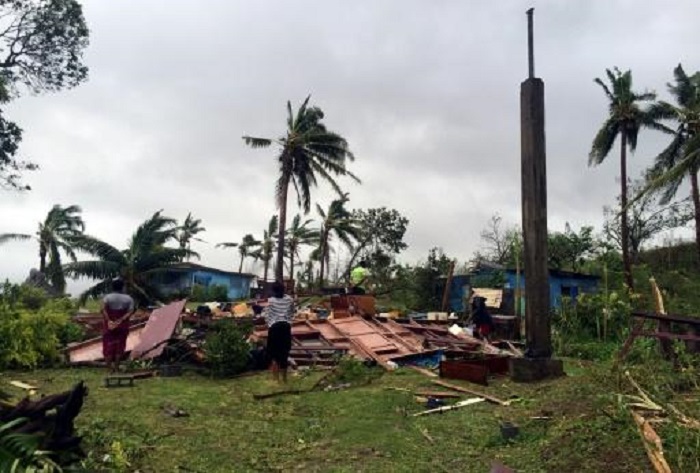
[471,296,494,341]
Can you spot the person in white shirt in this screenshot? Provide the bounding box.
[262,282,295,383]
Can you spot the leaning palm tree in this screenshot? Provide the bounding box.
[250,215,279,283]
[177,212,206,261]
[0,204,84,293]
[316,195,361,288]
[589,68,666,290]
[64,210,194,305]
[643,64,700,264]
[243,96,359,282]
[217,234,260,273]
[285,214,320,282]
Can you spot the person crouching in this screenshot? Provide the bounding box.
[262,282,295,383]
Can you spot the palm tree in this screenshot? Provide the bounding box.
[316,195,360,288]
[589,68,666,290]
[250,215,279,283]
[243,96,359,283]
[217,234,260,273]
[177,212,206,261]
[0,204,84,293]
[285,214,319,283]
[64,211,194,305]
[643,64,700,264]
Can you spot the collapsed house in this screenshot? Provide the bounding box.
[66,294,521,385]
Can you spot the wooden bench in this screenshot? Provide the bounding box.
[618,311,700,361]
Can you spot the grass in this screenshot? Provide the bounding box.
[8,355,697,473]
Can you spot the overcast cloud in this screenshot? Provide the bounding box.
[1,0,698,294]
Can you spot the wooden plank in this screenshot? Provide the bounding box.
[414,390,462,399]
[432,380,509,406]
[412,397,484,416]
[631,311,700,327]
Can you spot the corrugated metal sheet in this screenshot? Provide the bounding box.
[130,300,187,360]
[67,323,146,363]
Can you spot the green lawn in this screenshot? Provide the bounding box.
[8,357,696,473]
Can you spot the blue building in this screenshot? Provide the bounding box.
[442,263,599,313]
[154,262,256,300]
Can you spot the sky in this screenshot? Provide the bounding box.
[1,0,699,294]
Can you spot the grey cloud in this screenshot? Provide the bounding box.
[2,0,699,292]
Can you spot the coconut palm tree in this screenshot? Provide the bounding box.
[64,210,194,305]
[243,96,359,282]
[217,234,260,273]
[589,68,666,290]
[0,204,84,293]
[643,64,700,264]
[250,215,278,283]
[177,212,206,261]
[285,214,319,282]
[316,195,360,288]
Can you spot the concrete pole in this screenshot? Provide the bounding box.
[521,8,552,359]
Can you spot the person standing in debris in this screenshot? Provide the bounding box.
[350,260,369,295]
[263,282,295,383]
[471,296,494,341]
[101,278,136,373]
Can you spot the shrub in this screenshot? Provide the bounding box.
[204,320,252,377]
[190,284,207,302]
[0,283,76,369]
[207,284,229,302]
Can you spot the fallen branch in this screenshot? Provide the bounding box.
[432,380,510,406]
[412,397,484,417]
[630,410,672,473]
[624,371,663,411]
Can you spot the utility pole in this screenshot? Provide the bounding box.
[510,8,564,381]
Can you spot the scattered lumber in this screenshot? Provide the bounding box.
[412,397,484,416]
[432,380,510,406]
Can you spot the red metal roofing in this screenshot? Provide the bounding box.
[130,300,186,360]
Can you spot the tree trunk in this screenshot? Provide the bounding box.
[289,251,295,286]
[238,254,244,273]
[318,231,330,289]
[39,243,47,273]
[263,259,269,282]
[620,131,634,290]
[691,167,700,267]
[275,182,289,283]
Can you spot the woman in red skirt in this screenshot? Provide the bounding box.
[101,278,136,372]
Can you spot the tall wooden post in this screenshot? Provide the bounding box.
[521,8,551,358]
[510,8,563,380]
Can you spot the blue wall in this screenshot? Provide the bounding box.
[444,270,599,313]
[503,271,598,311]
[157,269,253,300]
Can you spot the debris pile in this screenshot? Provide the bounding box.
[65,294,522,388]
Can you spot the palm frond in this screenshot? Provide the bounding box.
[589,119,619,166]
[64,260,121,280]
[216,242,239,248]
[242,136,273,148]
[69,234,124,263]
[0,233,32,244]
